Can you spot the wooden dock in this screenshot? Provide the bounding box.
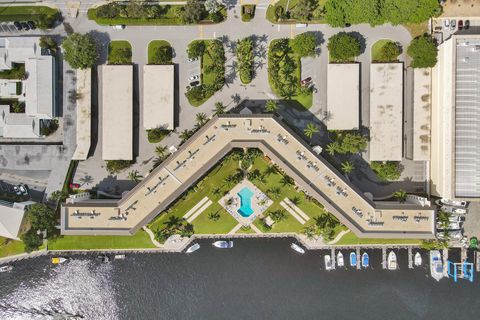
[356,247,361,270]
[382,247,387,269]
[408,247,413,269]
[331,248,336,270]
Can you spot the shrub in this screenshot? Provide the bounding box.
[377,41,401,62]
[106,160,134,174]
[147,128,170,143]
[327,32,361,62]
[237,37,254,84]
[292,32,317,57]
[40,119,59,136]
[241,5,255,22]
[152,45,172,65]
[62,33,99,69]
[370,161,402,181]
[407,36,438,68]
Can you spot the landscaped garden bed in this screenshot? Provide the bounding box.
[268,33,316,109]
[185,39,225,107]
[371,39,401,62]
[241,5,256,22]
[147,128,170,143]
[266,0,326,24]
[148,40,172,65]
[88,1,226,26]
[237,37,254,84]
[108,40,132,65]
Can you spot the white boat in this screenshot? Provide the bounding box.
[430,250,444,281]
[51,257,67,264]
[436,221,462,231]
[438,198,468,208]
[186,243,200,253]
[441,206,467,215]
[437,230,463,241]
[213,240,233,249]
[349,252,357,267]
[0,265,13,272]
[361,252,369,268]
[114,254,126,260]
[324,255,333,270]
[290,243,305,254]
[337,252,344,267]
[97,255,110,263]
[414,252,422,267]
[387,251,397,270]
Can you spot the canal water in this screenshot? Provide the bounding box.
[0,238,478,320]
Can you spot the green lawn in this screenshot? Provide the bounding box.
[88,5,226,26]
[191,204,238,234]
[268,40,313,109]
[334,231,422,246]
[0,237,25,258]
[108,40,132,65]
[236,226,255,234]
[47,230,156,250]
[371,39,400,62]
[0,6,59,27]
[148,40,172,65]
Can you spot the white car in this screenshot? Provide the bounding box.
[189,75,199,81]
[18,184,28,196]
[13,186,22,196]
[188,57,198,62]
[112,24,125,30]
[444,19,450,30]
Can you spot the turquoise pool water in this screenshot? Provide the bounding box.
[237,187,254,217]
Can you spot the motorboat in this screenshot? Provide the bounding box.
[387,251,397,270]
[186,243,200,253]
[448,214,466,223]
[361,252,369,268]
[290,243,305,254]
[437,230,463,241]
[213,240,234,249]
[337,252,344,267]
[441,206,467,215]
[51,257,67,264]
[430,250,444,281]
[114,254,126,260]
[97,255,110,263]
[414,252,422,267]
[0,265,13,272]
[438,198,468,208]
[324,254,333,271]
[349,252,357,267]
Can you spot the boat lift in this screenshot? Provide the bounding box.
[447,260,474,283]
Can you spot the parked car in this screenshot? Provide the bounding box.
[21,22,29,31]
[188,75,199,81]
[444,19,450,30]
[188,57,198,62]
[112,24,125,30]
[13,21,22,31]
[70,183,80,189]
[300,77,312,85]
[190,80,200,87]
[18,184,28,196]
[465,20,470,29]
[13,185,22,196]
[27,21,36,30]
[450,19,456,30]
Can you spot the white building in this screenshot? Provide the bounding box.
[369,63,404,161]
[143,65,174,131]
[0,37,56,138]
[0,201,34,239]
[326,63,360,130]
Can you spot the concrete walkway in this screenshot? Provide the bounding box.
[280,200,307,225]
[228,223,243,234]
[327,229,351,245]
[142,226,162,248]
[186,199,213,223]
[250,224,262,234]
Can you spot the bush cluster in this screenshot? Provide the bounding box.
[237,37,254,84]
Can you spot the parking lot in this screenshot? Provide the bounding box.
[185,58,201,87]
[0,21,38,33]
[432,17,478,43]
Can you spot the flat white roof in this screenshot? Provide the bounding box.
[327,64,359,130]
[143,65,174,130]
[72,69,92,160]
[0,201,32,239]
[413,68,431,161]
[101,65,133,160]
[369,63,403,161]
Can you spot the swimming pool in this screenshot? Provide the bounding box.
[237,187,254,217]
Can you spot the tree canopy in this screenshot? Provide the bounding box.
[182,0,206,24]
[291,0,313,21]
[62,33,99,69]
[292,32,317,57]
[327,33,361,62]
[324,0,441,27]
[377,41,401,62]
[187,40,206,58]
[407,36,438,68]
[370,161,402,181]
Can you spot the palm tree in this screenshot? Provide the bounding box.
[341,161,354,175]
[213,102,226,115]
[79,175,94,185]
[291,196,301,206]
[393,189,407,203]
[128,170,143,182]
[155,145,168,159]
[304,122,319,139]
[265,100,279,113]
[165,215,182,228]
[326,142,338,156]
[267,187,281,200]
[195,112,208,126]
[180,129,191,142]
[264,165,277,176]
[280,175,294,187]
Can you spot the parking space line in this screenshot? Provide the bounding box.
[199,25,204,38]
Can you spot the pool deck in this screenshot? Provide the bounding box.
[219,179,273,226]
